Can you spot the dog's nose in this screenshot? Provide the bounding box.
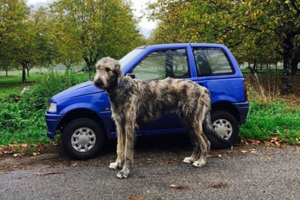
[94,79,102,88]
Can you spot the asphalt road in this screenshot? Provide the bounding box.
[0,137,300,200]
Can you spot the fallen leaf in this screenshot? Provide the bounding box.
[263,141,273,147]
[211,182,228,188]
[246,139,261,145]
[71,162,78,167]
[170,184,189,190]
[167,159,174,164]
[36,172,63,176]
[37,143,43,147]
[241,150,247,153]
[250,149,257,153]
[9,144,16,151]
[127,194,143,200]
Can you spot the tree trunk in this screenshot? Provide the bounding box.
[21,61,28,83]
[26,67,30,77]
[282,56,292,94]
[291,59,298,75]
[22,65,26,83]
[247,61,257,73]
[291,46,300,75]
[6,69,8,76]
[281,35,295,94]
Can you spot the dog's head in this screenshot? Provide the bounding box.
[93,57,123,90]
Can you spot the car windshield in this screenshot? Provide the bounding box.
[119,48,144,69]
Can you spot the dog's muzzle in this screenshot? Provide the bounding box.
[93,79,103,88]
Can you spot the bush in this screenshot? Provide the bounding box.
[0,70,88,145]
[18,69,84,113]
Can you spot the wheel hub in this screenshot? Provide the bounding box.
[213,119,233,140]
[71,128,96,153]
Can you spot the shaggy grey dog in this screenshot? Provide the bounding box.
[93,57,230,178]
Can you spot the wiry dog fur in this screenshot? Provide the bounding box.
[93,57,230,178]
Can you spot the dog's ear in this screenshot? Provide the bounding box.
[113,61,123,77]
[114,61,121,69]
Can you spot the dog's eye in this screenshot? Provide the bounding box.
[105,68,111,72]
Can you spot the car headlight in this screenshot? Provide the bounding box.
[48,102,57,113]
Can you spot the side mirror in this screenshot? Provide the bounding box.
[126,73,136,79]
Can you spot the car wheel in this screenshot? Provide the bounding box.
[62,118,105,159]
[206,110,239,149]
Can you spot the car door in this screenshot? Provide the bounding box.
[192,46,240,103]
[129,48,191,133]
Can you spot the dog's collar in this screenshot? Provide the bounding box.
[118,76,124,86]
[107,76,124,93]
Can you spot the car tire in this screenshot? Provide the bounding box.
[205,110,239,149]
[62,118,105,159]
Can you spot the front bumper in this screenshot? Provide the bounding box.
[45,112,63,139]
[233,102,249,124]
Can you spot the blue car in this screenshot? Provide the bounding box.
[45,43,249,159]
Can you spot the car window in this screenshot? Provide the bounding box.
[193,48,234,76]
[119,48,143,69]
[132,49,190,80]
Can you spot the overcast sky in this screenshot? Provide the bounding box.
[26,0,156,29]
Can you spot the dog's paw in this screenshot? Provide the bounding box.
[109,161,121,169]
[183,157,195,164]
[116,169,130,179]
[192,159,206,167]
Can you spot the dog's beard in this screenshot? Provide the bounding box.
[93,74,120,92]
[93,75,107,89]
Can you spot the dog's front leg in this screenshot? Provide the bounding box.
[109,121,125,169]
[116,118,135,179]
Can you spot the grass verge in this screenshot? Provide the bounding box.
[240,100,300,144]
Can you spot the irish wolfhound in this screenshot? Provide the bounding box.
[93,57,230,178]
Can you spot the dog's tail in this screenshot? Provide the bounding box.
[203,111,233,149]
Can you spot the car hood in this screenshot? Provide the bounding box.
[51,81,103,102]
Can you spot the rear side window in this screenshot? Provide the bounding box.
[193,48,234,76]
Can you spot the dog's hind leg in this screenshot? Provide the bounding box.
[181,106,210,167]
[192,108,211,167]
[180,112,201,164]
[192,128,210,168]
[109,120,125,169]
[182,125,199,164]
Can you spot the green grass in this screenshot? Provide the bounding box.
[240,100,300,144]
[0,69,51,99]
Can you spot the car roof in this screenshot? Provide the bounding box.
[136,43,226,50]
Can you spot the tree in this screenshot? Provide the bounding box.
[0,0,54,82]
[50,0,144,77]
[148,0,300,94]
[31,6,58,70]
[0,0,29,80]
[232,0,300,94]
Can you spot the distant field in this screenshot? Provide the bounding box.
[0,66,86,98]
